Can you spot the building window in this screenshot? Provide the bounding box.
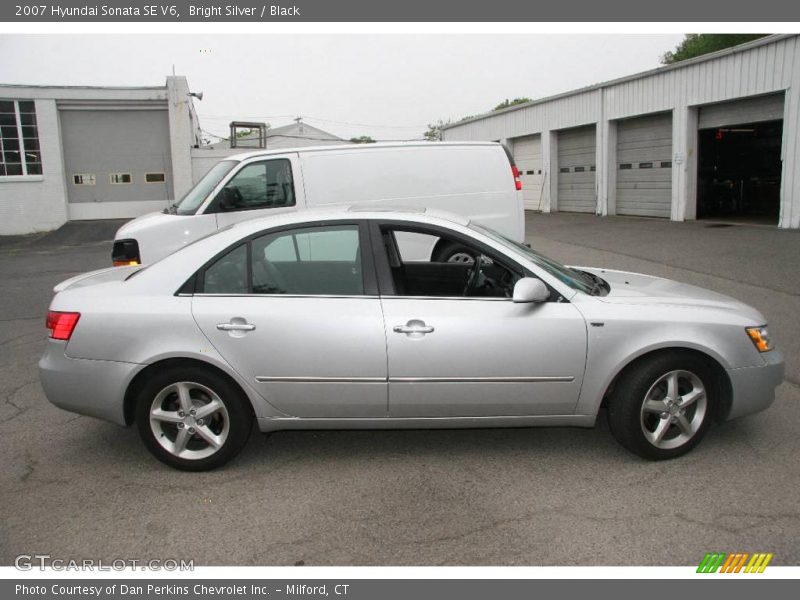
[0,100,41,177]
[144,172,166,183]
[109,173,132,184]
[639,162,653,169]
[73,174,96,185]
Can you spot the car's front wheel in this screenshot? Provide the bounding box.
[607,352,716,460]
[135,366,253,471]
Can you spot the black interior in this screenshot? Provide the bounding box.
[382,230,518,298]
[697,120,782,223]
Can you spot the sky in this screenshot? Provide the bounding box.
[0,34,685,141]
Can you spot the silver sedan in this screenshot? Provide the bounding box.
[39,209,784,470]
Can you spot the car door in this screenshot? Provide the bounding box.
[204,156,303,229]
[372,221,587,418]
[191,221,388,418]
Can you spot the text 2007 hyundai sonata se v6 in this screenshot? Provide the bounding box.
[39,208,784,470]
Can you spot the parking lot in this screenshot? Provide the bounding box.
[0,212,798,566]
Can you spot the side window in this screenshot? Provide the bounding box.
[214,159,295,212]
[381,227,521,299]
[202,244,248,294]
[252,225,363,295]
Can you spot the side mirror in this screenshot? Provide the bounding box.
[216,188,238,212]
[513,277,550,303]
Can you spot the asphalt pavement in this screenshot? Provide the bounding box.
[0,213,797,566]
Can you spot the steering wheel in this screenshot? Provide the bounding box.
[462,254,483,296]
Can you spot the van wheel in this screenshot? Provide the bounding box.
[432,241,475,264]
[135,366,253,471]
[607,352,715,460]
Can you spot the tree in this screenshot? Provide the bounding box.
[493,97,533,111]
[349,136,376,144]
[661,34,768,65]
[424,119,452,141]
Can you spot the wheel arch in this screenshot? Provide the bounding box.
[123,356,258,426]
[599,346,733,422]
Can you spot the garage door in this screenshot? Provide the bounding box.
[60,109,173,220]
[512,135,544,210]
[698,93,785,129]
[557,125,596,213]
[616,112,673,218]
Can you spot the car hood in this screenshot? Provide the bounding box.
[115,211,182,238]
[578,267,764,321]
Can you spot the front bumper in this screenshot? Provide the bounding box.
[726,349,785,420]
[39,340,144,426]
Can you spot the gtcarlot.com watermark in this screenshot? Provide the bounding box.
[15,554,194,571]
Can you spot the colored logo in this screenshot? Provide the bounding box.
[697,552,774,573]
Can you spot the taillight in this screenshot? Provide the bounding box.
[46,311,81,341]
[511,165,522,190]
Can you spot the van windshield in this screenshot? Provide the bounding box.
[173,160,237,215]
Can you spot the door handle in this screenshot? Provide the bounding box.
[393,319,434,336]
[217,322,256,331]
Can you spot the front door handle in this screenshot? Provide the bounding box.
[393,319,434,336]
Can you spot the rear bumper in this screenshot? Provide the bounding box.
[726,349,785,420]
[39,340,143,426]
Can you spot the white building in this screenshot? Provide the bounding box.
[0,76,202,235]
[443,34,800,229]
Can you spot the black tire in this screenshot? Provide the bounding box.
[431,240,476,263]
[135,365,253,471]
[607,351,717,460]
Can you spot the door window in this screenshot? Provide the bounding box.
[202,244,248,294]
[379,226,521,298]
[213,159,295,211]
[252,226,362,295]
[198,225,364,296]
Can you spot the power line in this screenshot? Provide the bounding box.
[197,113,427,130]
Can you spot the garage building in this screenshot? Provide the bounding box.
[443,34,800,229]
[0,77,201,235]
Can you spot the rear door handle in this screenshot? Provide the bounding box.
[217,322,256,331]
[393,319,434,336]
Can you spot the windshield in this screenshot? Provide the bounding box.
[469,222,597,294]
[174,160,237,215]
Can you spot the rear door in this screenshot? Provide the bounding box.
[191,221,388,418]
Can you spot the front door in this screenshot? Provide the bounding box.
[191,222,388,418]
[373,223,587,418]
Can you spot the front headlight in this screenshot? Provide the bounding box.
[746,326,773,352]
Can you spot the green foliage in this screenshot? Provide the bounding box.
[661,34,768,65]
[493,97,533,111]
[349,136,376,144]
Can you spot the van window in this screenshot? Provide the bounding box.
[211,159,296,212]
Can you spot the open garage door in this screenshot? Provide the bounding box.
[512,135,544,211]
[697,93,784,225]
[557,125,596,213]
[616,112,672,218]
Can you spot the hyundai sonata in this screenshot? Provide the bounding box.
[39,208,784,470]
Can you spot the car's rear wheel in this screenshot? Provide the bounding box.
[135,366,252,471]
[607,352,716,460]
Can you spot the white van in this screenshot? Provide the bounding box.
[112,141,524,265]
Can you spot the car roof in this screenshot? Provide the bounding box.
[227,206,471,237]
[222,141,501,162]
